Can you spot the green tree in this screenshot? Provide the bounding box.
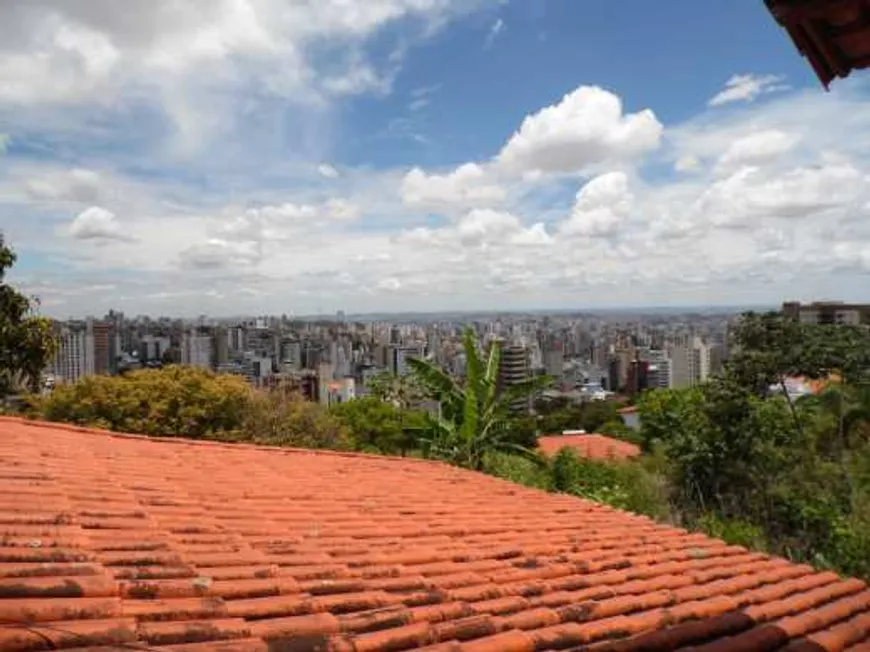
[38,366,252,437]
[366,371,426,410]
[805,384,870,454]
[408,327,551,470]
[535,397,620,435]
[330,396,425,455]
[243,390,351,450]
[0,236,57,396]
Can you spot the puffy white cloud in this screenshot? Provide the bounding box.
[496,86,663,176]
[559,172,633,238]
[180,238,261,270]
[9,51,870,315]
[0,0,497,150]
[708,74,788,107]
[401,163,505,210]
[395,208,551,253]
[716,130,801,174]
[698,163,865,228]
[456,209,552,248]
[69,206,135,241]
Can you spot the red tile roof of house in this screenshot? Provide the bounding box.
[766,0,870,88]
[538,434,642,460]
[1,416,870,652]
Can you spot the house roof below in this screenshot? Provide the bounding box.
[766,0,870,87]
[1,417,869,651]
[538,433,642,460]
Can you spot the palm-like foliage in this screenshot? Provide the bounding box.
[407,328,551,470]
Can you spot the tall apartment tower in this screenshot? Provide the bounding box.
[669,337,710,389]
[89,319,114,376]
[53,325,89,383]
[496,340,531,412]
[213,326,229,367]
[181,332,214,369]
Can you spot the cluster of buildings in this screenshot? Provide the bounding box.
[46,308,740,406]
[46,301,866,408]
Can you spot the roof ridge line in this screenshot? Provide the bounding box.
[0,415,443,466]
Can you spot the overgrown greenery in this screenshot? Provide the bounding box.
[34,366,352,450]
[328,396,427,456]
[534,395,621,434]
[0,236,56,397]
[636,312,870,579]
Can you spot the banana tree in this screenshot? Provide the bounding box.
[408,327,551,470]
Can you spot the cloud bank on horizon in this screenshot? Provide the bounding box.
[1,0,869,317]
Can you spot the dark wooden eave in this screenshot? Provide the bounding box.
[766,0,870,87]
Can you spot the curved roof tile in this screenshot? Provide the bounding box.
[0,416,867,651]
[538,434,641,460]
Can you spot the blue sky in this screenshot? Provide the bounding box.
[1,0,869,317]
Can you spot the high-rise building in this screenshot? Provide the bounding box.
[543,344,563,380]
[497,341,531,412]
[214,326,229,366]
[646,350,672,389]
[53,326,89,383]
[228,327,244,352]
[625,360,650,397]
[140,335,171,362]
[389,345,423,377]
[181,332,214,369]
[88,320,115,376]
[280,339,302,371]
[668,337,709,389]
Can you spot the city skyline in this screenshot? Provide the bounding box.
[3,1,870,316]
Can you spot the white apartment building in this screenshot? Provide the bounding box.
[181,333,214,369]
[668,337,711,389]
[140,335,171,362]
[646,352,672,390]
[53,327,91,383]
[390,345,423,377]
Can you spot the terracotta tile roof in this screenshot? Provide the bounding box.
[767,0,870,88]
[538,434,642,460]
[1,416,869,652]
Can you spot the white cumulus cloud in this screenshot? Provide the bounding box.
[402,163,506,210]
[708,74,788,107]
[69,206,135,241]
[496,86,663,176]
[560,172,633,238]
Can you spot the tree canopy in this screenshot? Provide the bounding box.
[0,236,56,396]
[329,396,426,456]
[636,311,870,579]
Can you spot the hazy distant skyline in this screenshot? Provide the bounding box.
[2,1,870,318]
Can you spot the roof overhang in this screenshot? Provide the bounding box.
[766,0,870,87]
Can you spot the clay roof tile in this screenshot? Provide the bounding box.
[538,434,641,460]
[0,416,868,651]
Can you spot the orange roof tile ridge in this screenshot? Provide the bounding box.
[0,415,442,466]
